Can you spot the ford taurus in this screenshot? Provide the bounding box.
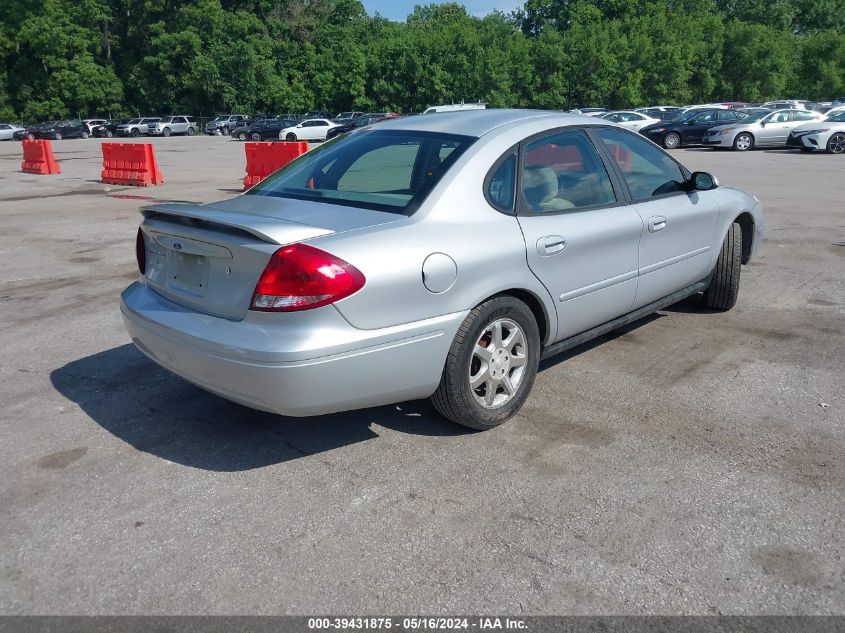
[121,110,764,430]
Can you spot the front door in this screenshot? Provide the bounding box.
[592,127,720,308]
[514,128,642,342]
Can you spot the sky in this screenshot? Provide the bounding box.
[360,0,523,21]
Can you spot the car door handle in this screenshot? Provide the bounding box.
[537,235,566,256]
[648,216,667,232]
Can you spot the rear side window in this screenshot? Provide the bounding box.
[486,154,516,211]
[520,130,616,213]
[792,111,817,121]
[249,130,474,214]
[716,110,738,121]
[595,127,686,200]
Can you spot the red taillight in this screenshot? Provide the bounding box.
[135,227,146,274]
[250,243,365,312]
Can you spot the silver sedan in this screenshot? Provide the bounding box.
[702,108,824,150]
[122,110,764,429]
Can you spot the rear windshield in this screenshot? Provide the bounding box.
[247,130,475,215]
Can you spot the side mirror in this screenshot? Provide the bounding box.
[297,124,303,128]
[760,121,766,127]
[685,120,696,125]
[690,171,719,191]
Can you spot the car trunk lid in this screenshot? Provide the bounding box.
[139,196,403,320]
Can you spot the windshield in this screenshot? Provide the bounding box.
[826,112,845,122]
[248,129,475,215]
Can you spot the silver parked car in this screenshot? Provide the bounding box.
[148,115,198,137]
[702,108,823,150]
[122,110,764,430]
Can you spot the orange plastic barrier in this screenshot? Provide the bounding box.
[101,143,164,186]
[21,140,61,175]
[243,141,308,190]
[607,143,633,171]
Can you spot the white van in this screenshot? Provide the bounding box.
[422,103,487,114]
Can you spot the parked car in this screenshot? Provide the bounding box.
[92,120,128,138]
[229,118,263,139]
[786,110,845,154]
[13,122,54,141]
[831,97,845,107]
[37,120,92,140]
[205,114,248,135]
[702,109,824,150]
[240,118,298,141]
[122,110,763,430]
[0,123,24,140]
[423,103,487,114]
[599,110,660,130]
[81,119,107,134]
[279,118,340,141]
[325,114,394,140]
[148,116,198,136]
[117,118,161,137]
[636,107,681,120]
[333,111,364,122]
[299,111,332,121]
[569,107,610,117]
[639,108,745,148]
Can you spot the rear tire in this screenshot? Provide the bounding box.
[187,127,195,136]
[663,132,681,149]
[431,296,540,430]
[704,223,741,311]
[81,131,89,139]
[286,133,297,141]
[826,133,845,154]
[105,130,113,138]
[733,133,753,151]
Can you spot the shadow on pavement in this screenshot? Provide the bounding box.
[51,344,467,472]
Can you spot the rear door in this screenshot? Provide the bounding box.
[511,128,643,341]
[593,127,720,308]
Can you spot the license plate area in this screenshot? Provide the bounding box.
[168,251,209,295]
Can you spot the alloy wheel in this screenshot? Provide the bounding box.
[468,318,528,409]
[828,133,845,154]
[663,133,680,149]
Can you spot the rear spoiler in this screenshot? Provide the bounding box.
[140,203,333,245]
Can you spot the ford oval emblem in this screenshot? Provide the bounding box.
[173,242,182,251]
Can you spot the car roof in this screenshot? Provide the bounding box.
[375,109,598,137]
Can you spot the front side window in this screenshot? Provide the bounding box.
[690,110,715,123]
[249,130,474,214]
[595,127,686,200]
[766,111,791,123]
[520,130,616,213]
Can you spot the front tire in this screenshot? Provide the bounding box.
[81,131,89,139]
[251,133,261,141]
[286,133,297,141]
[105,130,113,138]
[431,296,540,430]
[704,223,741,310]
[733,133,753,151]
[826,132,845,154]
[663,132,681,149]
[162,127,171,137]
[54,132,62,140]
[131,129,140,137]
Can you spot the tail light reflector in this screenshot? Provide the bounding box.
[135,227,146,274]
[250,243,365,312]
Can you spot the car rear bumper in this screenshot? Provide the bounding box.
[120,282,465,417]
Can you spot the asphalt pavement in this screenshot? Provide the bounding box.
[0,136,842,615]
